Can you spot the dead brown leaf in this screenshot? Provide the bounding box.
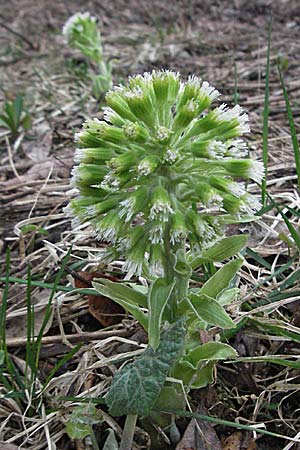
[0,442,26,449]
[222,432,257,450]
[22,122,52,162]
[74,271,125,327]
[176,418,222,450]
[6,290,54,339]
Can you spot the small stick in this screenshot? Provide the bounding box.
[0,19,35,50]
[5,328,132,348]
[6,136,21,180]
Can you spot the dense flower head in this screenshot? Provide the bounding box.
[62,12,103,64]
[67,70,263,275]
[62,12,97,42]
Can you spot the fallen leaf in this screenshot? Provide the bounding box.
[6,290,54,339]
[22,122,52,162]
[74,271,125,327]
[0,443,24,450]
[222,432,257,450]
[176,417,222,450]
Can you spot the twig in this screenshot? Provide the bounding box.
[5,328,133,348]
[0,18,35,50]
[6,136,21,180]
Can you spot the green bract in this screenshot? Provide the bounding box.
[67,70,263,275]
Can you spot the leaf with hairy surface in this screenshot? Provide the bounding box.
[106,318,186,416]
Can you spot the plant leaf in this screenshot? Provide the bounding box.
[188,294,235,329]
[198,258,243,299]
[106,318,186,416]
[148,277,175,350]
[93,278,147,307]
[277,60,300,191]
[0,115,11,128]
[153,383,186,411]
[93,281,148,330]
[261,20,271,205]
[65,403,100,439]
[216,288,239,306]
[103,429,119,450]
[191,235,248,267]
[13,94,24,126]
[185,342,237,369]
[172,360,214,389]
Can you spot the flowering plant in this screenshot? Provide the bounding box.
[67,70,263,448]
[63,12,112,98]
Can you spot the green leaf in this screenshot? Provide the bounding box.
[153,383,186,411]
[65,403,100,440]
[148,277,175,350]
[231,356,300,369]
[185,342,237,368]
[93,278,147,307]
[0,115,11,128]
[266,193,300,250]
[20,224,48,235]
[188,294,235,329]
[4,101,14,122]
[13,94,24,126]
[172,359,214,389]
[172,343,236,390]
[198,258,243,299]
[191,235,248,267]
[261,20,271,205]
[189,362,214,389]
[174,250,192,278]
[106,318,186,416]
[277,60,300,191]
[173,250,192,303]
[22,113,32,130]
[93,281,148,330]
[103,429,119,450]
[216,288,239,305]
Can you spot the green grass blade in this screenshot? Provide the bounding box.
[0,249,10,350]
[268,289,300,302]
[50,395,106,404]
[277,61,300,190]
[261,20,272,206]
[0,252,26,392]
[0,249,13,392]
[25,265,35,384]
[13,94,23,126]
[243,256,295,305]
[33,248,72,366]
[267,192,300,250]
[274,266,300,292]
[0,276,97,296]
[158,409,298,442]
[42,344,82,390]
[230,355,300,369]
[246,247,272,270]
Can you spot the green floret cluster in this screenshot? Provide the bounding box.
[62,12,101,62]
[67,70,263,275]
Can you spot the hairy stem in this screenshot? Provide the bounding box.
[119,414,137,450]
